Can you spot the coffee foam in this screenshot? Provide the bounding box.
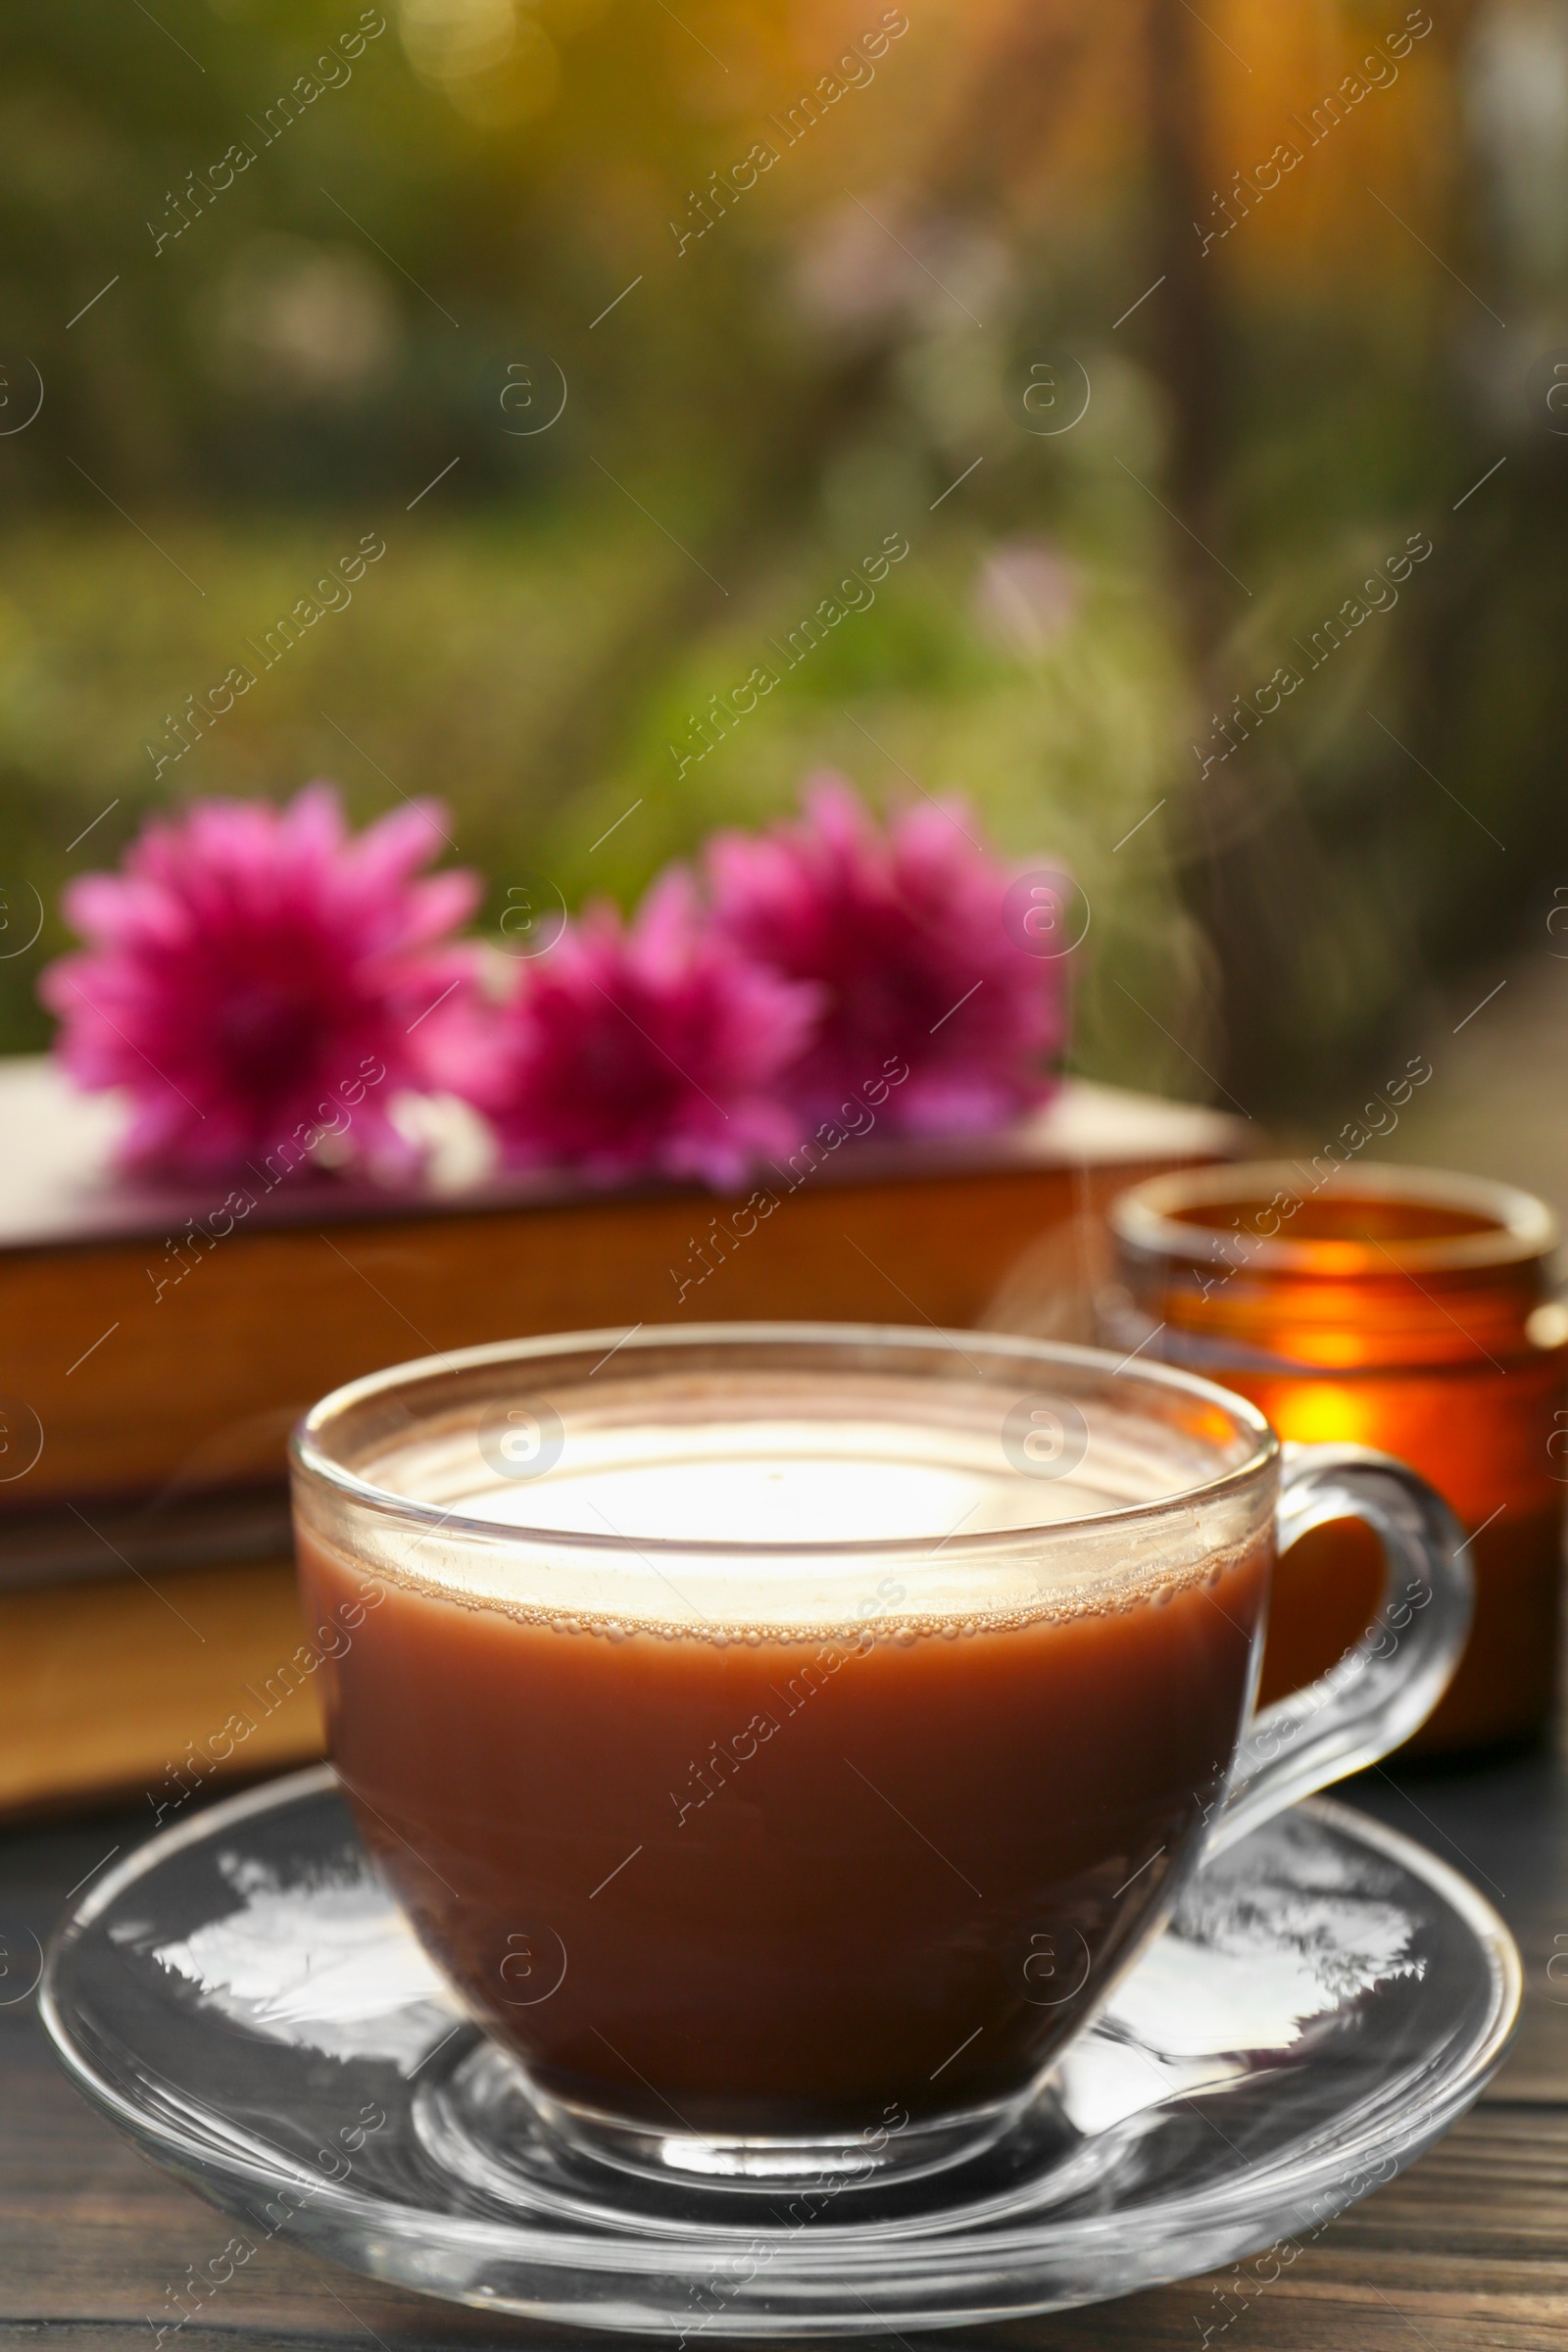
[305,1527,1264,1650]
[306,1370,1266,1642]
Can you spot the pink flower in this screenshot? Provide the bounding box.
[707,773,1069,1136]
[39,784,481,1176]
[471,870,819,1189]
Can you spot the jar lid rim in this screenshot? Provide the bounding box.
[1110,1159,1559,1276]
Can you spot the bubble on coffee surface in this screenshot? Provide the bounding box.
[319,1558,1263,1650]
[321,1369,1265,1644]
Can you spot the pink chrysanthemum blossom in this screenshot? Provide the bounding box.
[39,783,481,1176]
[471,870,820,1189]
[707,772,1070,1136]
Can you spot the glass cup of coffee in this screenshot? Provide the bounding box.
[290,1322,1469,2195]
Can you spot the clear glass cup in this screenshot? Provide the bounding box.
[289,1322,1470,2197]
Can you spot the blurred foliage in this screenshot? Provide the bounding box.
[0,0,1565,1113]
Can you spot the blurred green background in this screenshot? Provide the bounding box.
[1,0,1564,1120]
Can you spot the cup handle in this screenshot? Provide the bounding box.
[1203,1442,1472,1857]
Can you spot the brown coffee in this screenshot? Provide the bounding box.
[300,1398,1265,2135]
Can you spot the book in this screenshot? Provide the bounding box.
[0,1055,1243,1813]
[3,1558,321,1820]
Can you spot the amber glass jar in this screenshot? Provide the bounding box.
[1107,1162,1566,1753]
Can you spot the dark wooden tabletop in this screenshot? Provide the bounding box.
[5,1747,1568,2352]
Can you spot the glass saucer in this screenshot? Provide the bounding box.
[41,1765,1519,2335]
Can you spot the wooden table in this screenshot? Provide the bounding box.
[5,1748,1567,2352]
